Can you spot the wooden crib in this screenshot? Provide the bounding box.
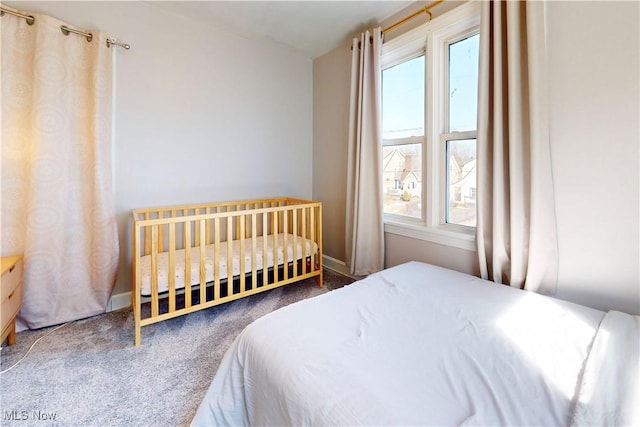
[131,197,322,346]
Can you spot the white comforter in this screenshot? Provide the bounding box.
[191,261,639,426]
[571,310,640,426]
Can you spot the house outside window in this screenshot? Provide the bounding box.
[381,2,480,250]
[382,55,424,219]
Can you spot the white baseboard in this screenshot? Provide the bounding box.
[322,255,361,280]
[107,291,131,312]
[107,255,359,312]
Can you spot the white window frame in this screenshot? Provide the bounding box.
[381,1,480,251]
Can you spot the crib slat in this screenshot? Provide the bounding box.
[158,212,164,254]
[199,219,206,304]
[310,207,316,272]
[270,211,276,285]
[301,206,307,275]
[184,220,192,309]
[316,204,324,285]
[283,210,289,281]
[292,208,298,278]
[195,211,201,247]
[251,213,257,289]
[239,214,246,294]
[235,206,241,241]
[133,221,141,346]
[308,207,312,268]
[206,208,212,245]
[168,223,176,313]
[226,216,233,296]
[151,225,159,318]
[214,217,221,300]
[263,212,269,285]
[144,212,151,255]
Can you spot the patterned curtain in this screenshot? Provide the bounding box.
[1,8,119,328]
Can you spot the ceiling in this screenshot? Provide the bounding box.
[145,1,413,59]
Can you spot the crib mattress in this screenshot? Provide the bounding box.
[138,233,318,296]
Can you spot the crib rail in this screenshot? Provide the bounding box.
[131,197,322,346]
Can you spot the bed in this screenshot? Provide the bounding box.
[131,197,322,346]
[191,261,639,426]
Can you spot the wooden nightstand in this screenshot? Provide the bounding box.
[2,255,23,346]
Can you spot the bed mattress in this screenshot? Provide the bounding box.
[138,233,317,296]
[191,261,639,426]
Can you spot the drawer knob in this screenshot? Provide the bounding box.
[9,265,15,273]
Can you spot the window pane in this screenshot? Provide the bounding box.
[446,139,476,226]
[382,55,425,139]
[449,34,479,132]
[383,144,422,218]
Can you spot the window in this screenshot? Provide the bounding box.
[380,2,480,249]
[445,34,479,227]
[446,138,477,226]
[382,55,424,140]
[382,55,424,219]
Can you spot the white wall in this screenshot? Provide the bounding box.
[6,1,313,295]
[312,44,351,262]
[547,1,639,315]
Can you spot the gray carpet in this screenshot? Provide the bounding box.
[0,269,354,427]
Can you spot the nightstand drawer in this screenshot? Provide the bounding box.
[1,284,22,328]
[1,257,23,301]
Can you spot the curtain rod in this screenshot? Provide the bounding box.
[0,6,130,50]
[381,0,444,35]
[351,0,445,50]
[0,5,35,25]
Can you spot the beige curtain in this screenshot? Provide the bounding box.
[345,28,384,276]
[1,10,119,328]
[477,1,558,295]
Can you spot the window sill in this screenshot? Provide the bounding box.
[384,221,476,251]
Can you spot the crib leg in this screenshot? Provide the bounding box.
[134,317,141,347]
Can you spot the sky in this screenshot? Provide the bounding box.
[382,33,479,139]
